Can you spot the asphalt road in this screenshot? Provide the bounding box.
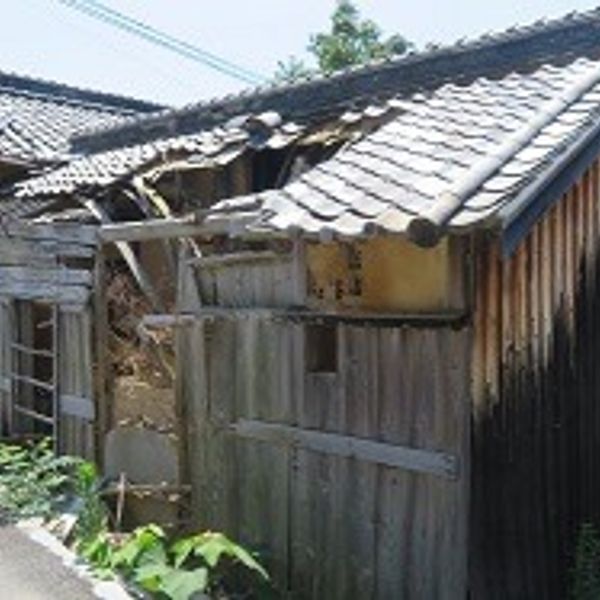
[0,525,97,600]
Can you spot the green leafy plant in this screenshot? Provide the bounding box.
[0,439,79,520]
[0,440,270,599]
[73,461,109,551]
[572,523,600,599]
[92,526,269,600]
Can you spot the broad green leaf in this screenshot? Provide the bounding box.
[171,536,196,568]
[137,542,168,568]
[227,542,269,579]
[159,567,209,600]
[133,562,172,593]
[190,532,268,579]
[111,526,167,570]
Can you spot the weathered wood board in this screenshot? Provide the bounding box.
[183,315,470,599]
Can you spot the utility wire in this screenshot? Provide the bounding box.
[55,0,266,85]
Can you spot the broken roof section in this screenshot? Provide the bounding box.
[0,70,163,165]
[13,6,600,254]
[203,56,600,249]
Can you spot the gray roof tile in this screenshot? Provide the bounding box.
[69,6,600,154]
[0,72,161,164]
[204,55,600,242]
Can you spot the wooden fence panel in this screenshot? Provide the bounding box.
[0,299,12,434]
[58,307,95,459]
[186,315,470,599]
[185,315,296,589]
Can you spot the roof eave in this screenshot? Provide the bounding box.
[0,155,35,169]
[498,116,600,257]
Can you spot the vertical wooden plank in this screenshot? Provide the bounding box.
[0,299,13,435]
[93,248,110,466]
[234,315,290,589]
[58,308,94,459]
[528,225,552,599]
[290,323,342,599]
[334,326,378,598]
[374,327,413,598]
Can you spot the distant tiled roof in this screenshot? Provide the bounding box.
[73,6,600,153]
[0,71,163,164]
[204,56,600,247]
[12,114,303,201]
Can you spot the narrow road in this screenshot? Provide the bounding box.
[0,525,97,599]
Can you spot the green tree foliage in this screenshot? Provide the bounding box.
[309,0,411,72]
[275,1,412,82]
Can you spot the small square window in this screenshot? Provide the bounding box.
[306,325,338,374]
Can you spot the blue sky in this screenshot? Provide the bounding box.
[2,1,599,107]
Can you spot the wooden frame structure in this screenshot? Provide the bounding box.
[0,222,98,457]
[95,158,600,599]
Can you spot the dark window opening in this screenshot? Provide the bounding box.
[306,325,338,374]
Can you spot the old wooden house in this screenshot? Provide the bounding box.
[6,6,600,599]
[0,72,161,456]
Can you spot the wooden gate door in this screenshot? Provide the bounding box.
[182,313,469,599]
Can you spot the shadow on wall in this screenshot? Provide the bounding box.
[471,241,600,600]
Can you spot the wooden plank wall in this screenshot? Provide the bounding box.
[471,160,600,599]
[0,222,97,455]
[195,249,303,308]
[58,307,95,459]
[185,315,470,599]
[0,300,12,433]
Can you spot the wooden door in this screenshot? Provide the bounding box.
[182,314,470,599]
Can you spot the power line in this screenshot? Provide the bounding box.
[55,0,267,85]
[56,0,264,84]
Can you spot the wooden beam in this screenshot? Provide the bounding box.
[132,176,173,218]
[230,419,460,479]
[0,282,89,304]
[141,313,200,329]
[142,307,469,328]
[188,250,291,269]
[0,266,92,287]
[0,221,97,245]
[79,198,164,312]
[100,483,191,497]
[100,216,201,243]
[11,373,54,392]
[98,200,264,244]
[13,405,54,426]
[93,247,110,460]
[0,238,94,266]
[11,342,54,358]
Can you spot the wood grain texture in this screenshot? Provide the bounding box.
[58,308,94,459]
[231,419,459,478]
[470,158,600,600]
[185,315,470,599]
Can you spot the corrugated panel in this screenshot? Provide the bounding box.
[471,158,600,598]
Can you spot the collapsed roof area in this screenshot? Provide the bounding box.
[5,7,600,256]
